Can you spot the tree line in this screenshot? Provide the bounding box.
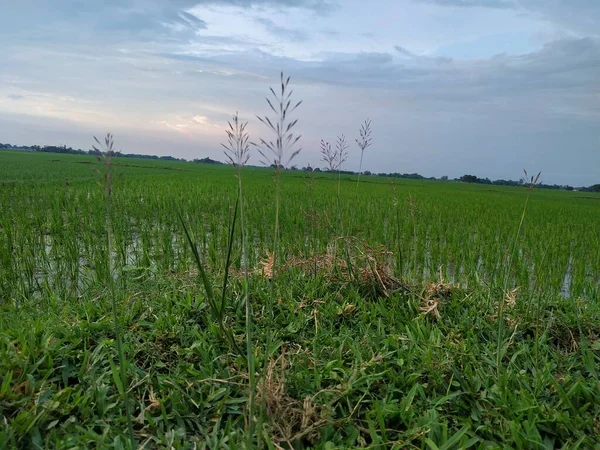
[1,142,597,192]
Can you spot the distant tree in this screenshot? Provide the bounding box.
[440,175,449,181]
[460,174,478,183]
[194,157,223,165]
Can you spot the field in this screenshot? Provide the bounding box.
[1,149,599,449]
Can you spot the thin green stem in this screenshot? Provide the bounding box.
[103,155,135,449]
[239,174,256,445]
[497,192,531,375]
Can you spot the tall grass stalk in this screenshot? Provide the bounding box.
[303,164,318,275]
[221,112,256,443]
[355,119,372,188]
[496,170,540,374]
[335,134,349,209]
[253,70,302,304]
[93,134,136,449]
[392,182,404,277]
[254,71,302,440]
[332,135,354,276]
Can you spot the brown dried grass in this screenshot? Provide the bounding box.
[256,348,329,446]
[419,268,462,320]
[254,238,409,299]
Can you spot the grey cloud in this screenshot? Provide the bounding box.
[159,36,599,123]
[2,0,329,49]
[416,0,514,8]
[320,29,341,37]
[394,45,415,57]
[192,0,335,12]
[1,1,207,47]
[414,0,600,35]
[394,45,453,64]
[254,17,309,41]
[7,94,25,100]
[179,11,208,28]
[305,38,600,99]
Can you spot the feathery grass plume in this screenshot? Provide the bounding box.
[521,169,542,192]
[335,134,349,213]
[93,133,136,449]
[221,111,256,444]
[222,112,251,169]
[320,140,337,172]
[335,134,349,171]
[355,119,372,187]
[254,71,302,169]
[496,169,541,374]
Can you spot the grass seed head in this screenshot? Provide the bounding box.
[222,111,251,169]
[253,71,302,169]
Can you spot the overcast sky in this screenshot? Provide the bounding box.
[1,0,599,185]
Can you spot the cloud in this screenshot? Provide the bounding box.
[414,0,600,35]
[7,94,24,101]
[416,0,513,8]
[153,114,221,133]
[254,17,309,41]
[167,36,599,103]
[394,45,453,64]
[192,0,335,12]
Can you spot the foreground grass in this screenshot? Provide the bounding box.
[1,151,599,448]
[2,268,599,448]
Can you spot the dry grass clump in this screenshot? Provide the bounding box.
[254,239,409,299]
[419,270,462,320]
[486,287,520,326]
[256,348,329,447]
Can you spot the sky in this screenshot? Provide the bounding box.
[1,0,599,185]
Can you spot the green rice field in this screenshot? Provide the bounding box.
[1,149,599,449]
